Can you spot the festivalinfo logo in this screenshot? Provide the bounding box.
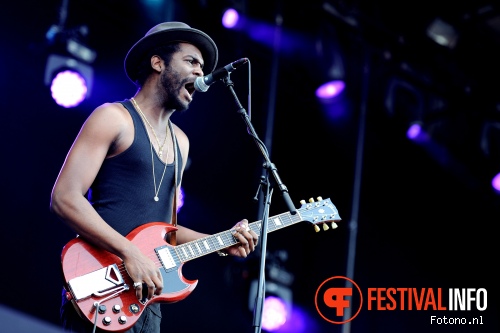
[315,276,487,325]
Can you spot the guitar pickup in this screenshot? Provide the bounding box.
[156,246,177,270]
[68,264,125,301]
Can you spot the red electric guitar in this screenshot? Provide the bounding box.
[61,197,341,332]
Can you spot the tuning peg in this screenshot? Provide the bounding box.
[314,225,320,232]
[309,198,315,203]
[322,223,329,231]
[317,196,323,201]
[331,222,338,229]
[300,199,306,205]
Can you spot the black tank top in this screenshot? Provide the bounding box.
[87,99,182,236]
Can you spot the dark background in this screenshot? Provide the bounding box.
[1,0,499,332]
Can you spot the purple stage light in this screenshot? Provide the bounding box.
[407,122,423,140]
[492,173,500,192]
[261,296,288,331]
[222,8,239,29]
[177,187,185,212]
[316,80,345,100]
[406,122,430,143]
[50,70,87,108]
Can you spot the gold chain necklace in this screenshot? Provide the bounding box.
[131,97,168,158]
[131,98,171,202]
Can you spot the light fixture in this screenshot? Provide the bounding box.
[221,0,248,30]
[406,121,430,143]
[315,22,346,102]
[248,250,294,332]
[222,8,241,29]
[426,17,459,49]
[176,187,185,213]
[262,294,289,331]
[492,173,500,193]
[315,80,345,100]
[248,280,292,332]
[44,0,96,108]
[44,27,96,108]
[45,54,93,108]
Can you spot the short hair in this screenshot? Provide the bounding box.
[134,43,182,88]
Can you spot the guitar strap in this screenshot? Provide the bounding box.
[169,120,178,246]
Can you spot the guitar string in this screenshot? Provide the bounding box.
[114,213,305,277]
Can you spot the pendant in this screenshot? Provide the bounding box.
[154,196,159,202]
[159,151,162,157]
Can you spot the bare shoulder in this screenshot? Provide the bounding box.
[75,102,133,155]
[171,123,189,162]
[172,123,189,146]
[86,102,130,127]
[81,103,131,136]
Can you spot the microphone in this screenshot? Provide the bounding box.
[194,58,248,92]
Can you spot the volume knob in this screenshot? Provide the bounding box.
[98,305,107,314]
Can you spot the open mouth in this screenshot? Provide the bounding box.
[185,82,195,96]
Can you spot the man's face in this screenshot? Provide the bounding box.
[159,43,204,111]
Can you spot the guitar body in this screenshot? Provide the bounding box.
[61,222,196,332]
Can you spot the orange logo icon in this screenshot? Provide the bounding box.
[315,276,363,324]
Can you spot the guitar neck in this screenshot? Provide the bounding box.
[175,210,303,262]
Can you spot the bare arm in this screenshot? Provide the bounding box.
[50,103,162,300]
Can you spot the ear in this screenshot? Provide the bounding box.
[151,55,163,73]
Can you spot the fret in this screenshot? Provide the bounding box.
[251,221,262,232]
[171,198,339,264]
[222,231,235,247]
[207,237,216,251]
[250,211,304,234]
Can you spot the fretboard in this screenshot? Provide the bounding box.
[174,210,303,262]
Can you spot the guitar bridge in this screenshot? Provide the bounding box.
[68,264,125,301]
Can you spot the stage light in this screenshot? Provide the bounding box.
[492,173,500,193]
[50,69,88,108]
[45,53,94,108]
[177,187,185,212]
[315,80,345,100]
[248,250,294,332]
[407,121,430,143]
[44,23,96,108]
[222,8,240,29]
[427,17,459,49]
[262,296,287,331]
[249,280,292,332]
[315,22,346,102]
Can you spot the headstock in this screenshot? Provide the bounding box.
[298,196,341,232]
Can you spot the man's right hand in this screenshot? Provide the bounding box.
[123,245,164,301]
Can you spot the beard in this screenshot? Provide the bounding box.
[159,66,190,112]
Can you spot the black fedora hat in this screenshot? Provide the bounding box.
[124,21,218,83]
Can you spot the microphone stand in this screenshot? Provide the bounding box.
[221,74,296,333]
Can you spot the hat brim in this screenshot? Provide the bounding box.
[124,25,218,83]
